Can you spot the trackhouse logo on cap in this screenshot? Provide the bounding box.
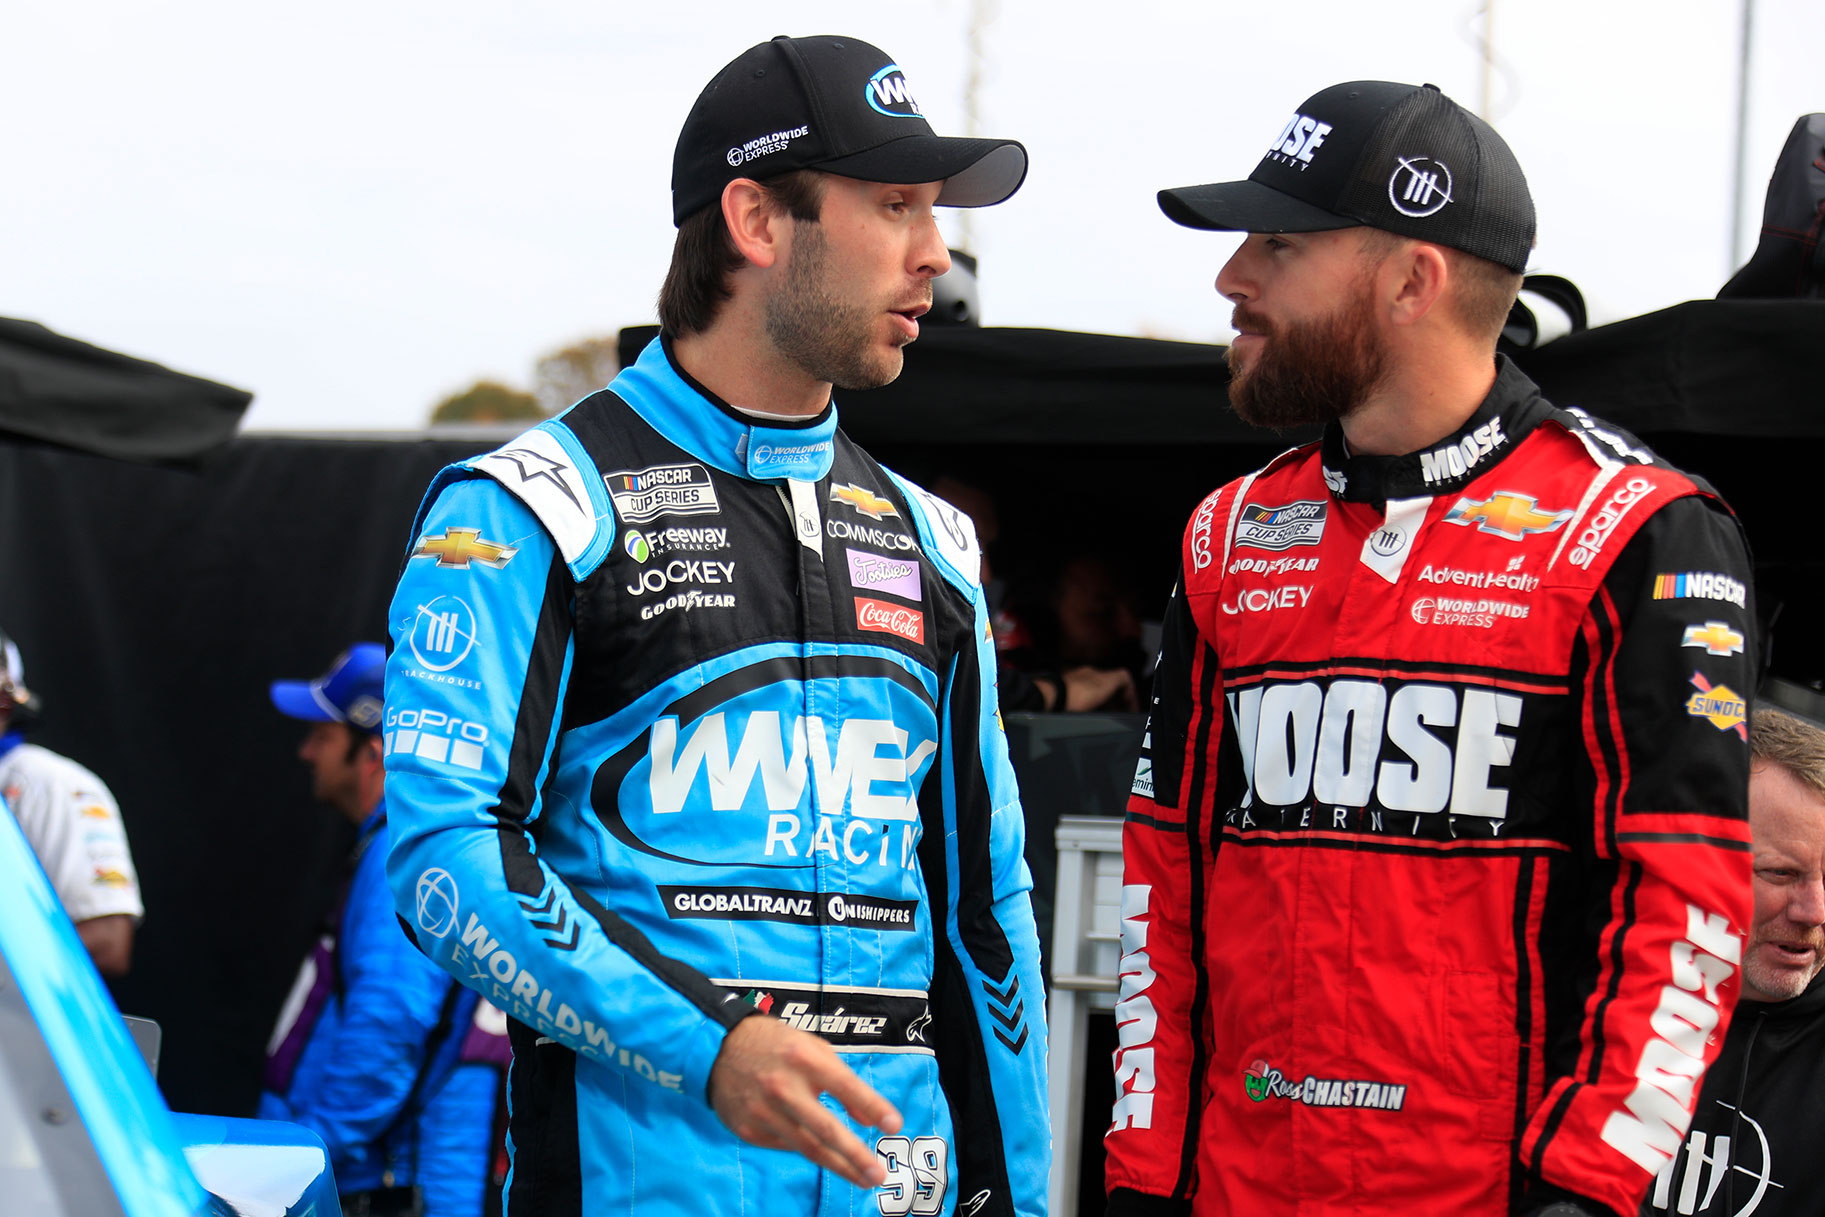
[865,65,922,117]
[1389,156,1454,217]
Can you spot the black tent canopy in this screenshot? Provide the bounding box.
[0,301,1819,1118]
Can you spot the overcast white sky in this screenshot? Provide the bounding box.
[2,0,1813,431]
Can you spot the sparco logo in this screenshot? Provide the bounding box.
[1235,500,1327,551]
[1419,417,1505,485]
[856,597,925,644]
[1231,679,1522,821]
[1243,1059,1408,1111]
[1569,476,1654,569]
[1190,492,1219,570]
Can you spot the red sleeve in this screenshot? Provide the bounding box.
[1105,550,1232,1209]
[1520,495,1757,1215]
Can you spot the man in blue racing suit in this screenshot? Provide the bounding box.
[262,644,498,1217]
[382,33,1049,1217]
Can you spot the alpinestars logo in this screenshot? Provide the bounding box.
[1243,1059,1408,1111]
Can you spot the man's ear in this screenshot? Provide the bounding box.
[723,178,785,270]
[1387,242,1449,328]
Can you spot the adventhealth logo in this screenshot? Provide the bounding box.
[866,65,922,117]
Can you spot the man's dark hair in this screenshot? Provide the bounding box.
[657,171,828,336]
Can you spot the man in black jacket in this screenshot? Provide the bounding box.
[1643,690,1825,1216]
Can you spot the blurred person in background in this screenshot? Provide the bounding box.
[261,643,499,1217]
[1643,693,1825,1217]
[0,626,141,976]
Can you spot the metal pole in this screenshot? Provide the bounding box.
[958,0,998,255]
[1480,0,1495,122]
[1731,0,1756,271]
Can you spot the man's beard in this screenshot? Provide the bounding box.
[1226,278,1387,430]
[763,223,908,392]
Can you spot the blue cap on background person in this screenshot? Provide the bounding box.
[270,644,386,733]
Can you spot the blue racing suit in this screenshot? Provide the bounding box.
[259,802,495,1215]
[382,334,1049,1217]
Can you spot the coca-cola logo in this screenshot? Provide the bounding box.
[854,596,925,644]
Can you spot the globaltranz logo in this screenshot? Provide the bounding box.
[866,65,922,117]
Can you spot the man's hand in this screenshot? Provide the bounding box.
[1062,665,1138,712]
[708,1014,903,1188]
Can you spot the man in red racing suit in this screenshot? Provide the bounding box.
[1105,80,1757,1217]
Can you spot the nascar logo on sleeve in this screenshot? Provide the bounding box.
[1654,572,1748,609]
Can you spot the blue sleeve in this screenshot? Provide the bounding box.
[269,828,451,1166]
[890,472,1051,1215]
[383,475,735,1102]
[949,577,1052,1216]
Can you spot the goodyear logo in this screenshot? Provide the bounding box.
[1685,672,1747,740]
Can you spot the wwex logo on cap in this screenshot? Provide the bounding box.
[1159,80,1535,273]
[671,34,1027,226]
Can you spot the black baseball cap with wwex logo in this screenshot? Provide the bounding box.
[1159,80,1536,273]
[671,34,1028,226]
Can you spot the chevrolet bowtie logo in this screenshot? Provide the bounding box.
[412,527,519,569]
[1682,621,1746,657]
[829,483,898,520]
[1441,492,1573,541]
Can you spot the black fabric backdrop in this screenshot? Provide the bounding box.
[1,304,1820,1117]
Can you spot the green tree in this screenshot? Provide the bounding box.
[535,336,620,414]
[429,380,545,425]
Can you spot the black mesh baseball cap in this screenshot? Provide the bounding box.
[672,34,1028,227]
[1159,81,1535,273]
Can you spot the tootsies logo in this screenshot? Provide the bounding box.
[1228,679,1523,828]
[855,597,925,644]
[659,885,916,931]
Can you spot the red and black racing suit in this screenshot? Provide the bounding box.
[1105,358,1757,1216]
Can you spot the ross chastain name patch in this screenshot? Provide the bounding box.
[1243,1059,1408,1111]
